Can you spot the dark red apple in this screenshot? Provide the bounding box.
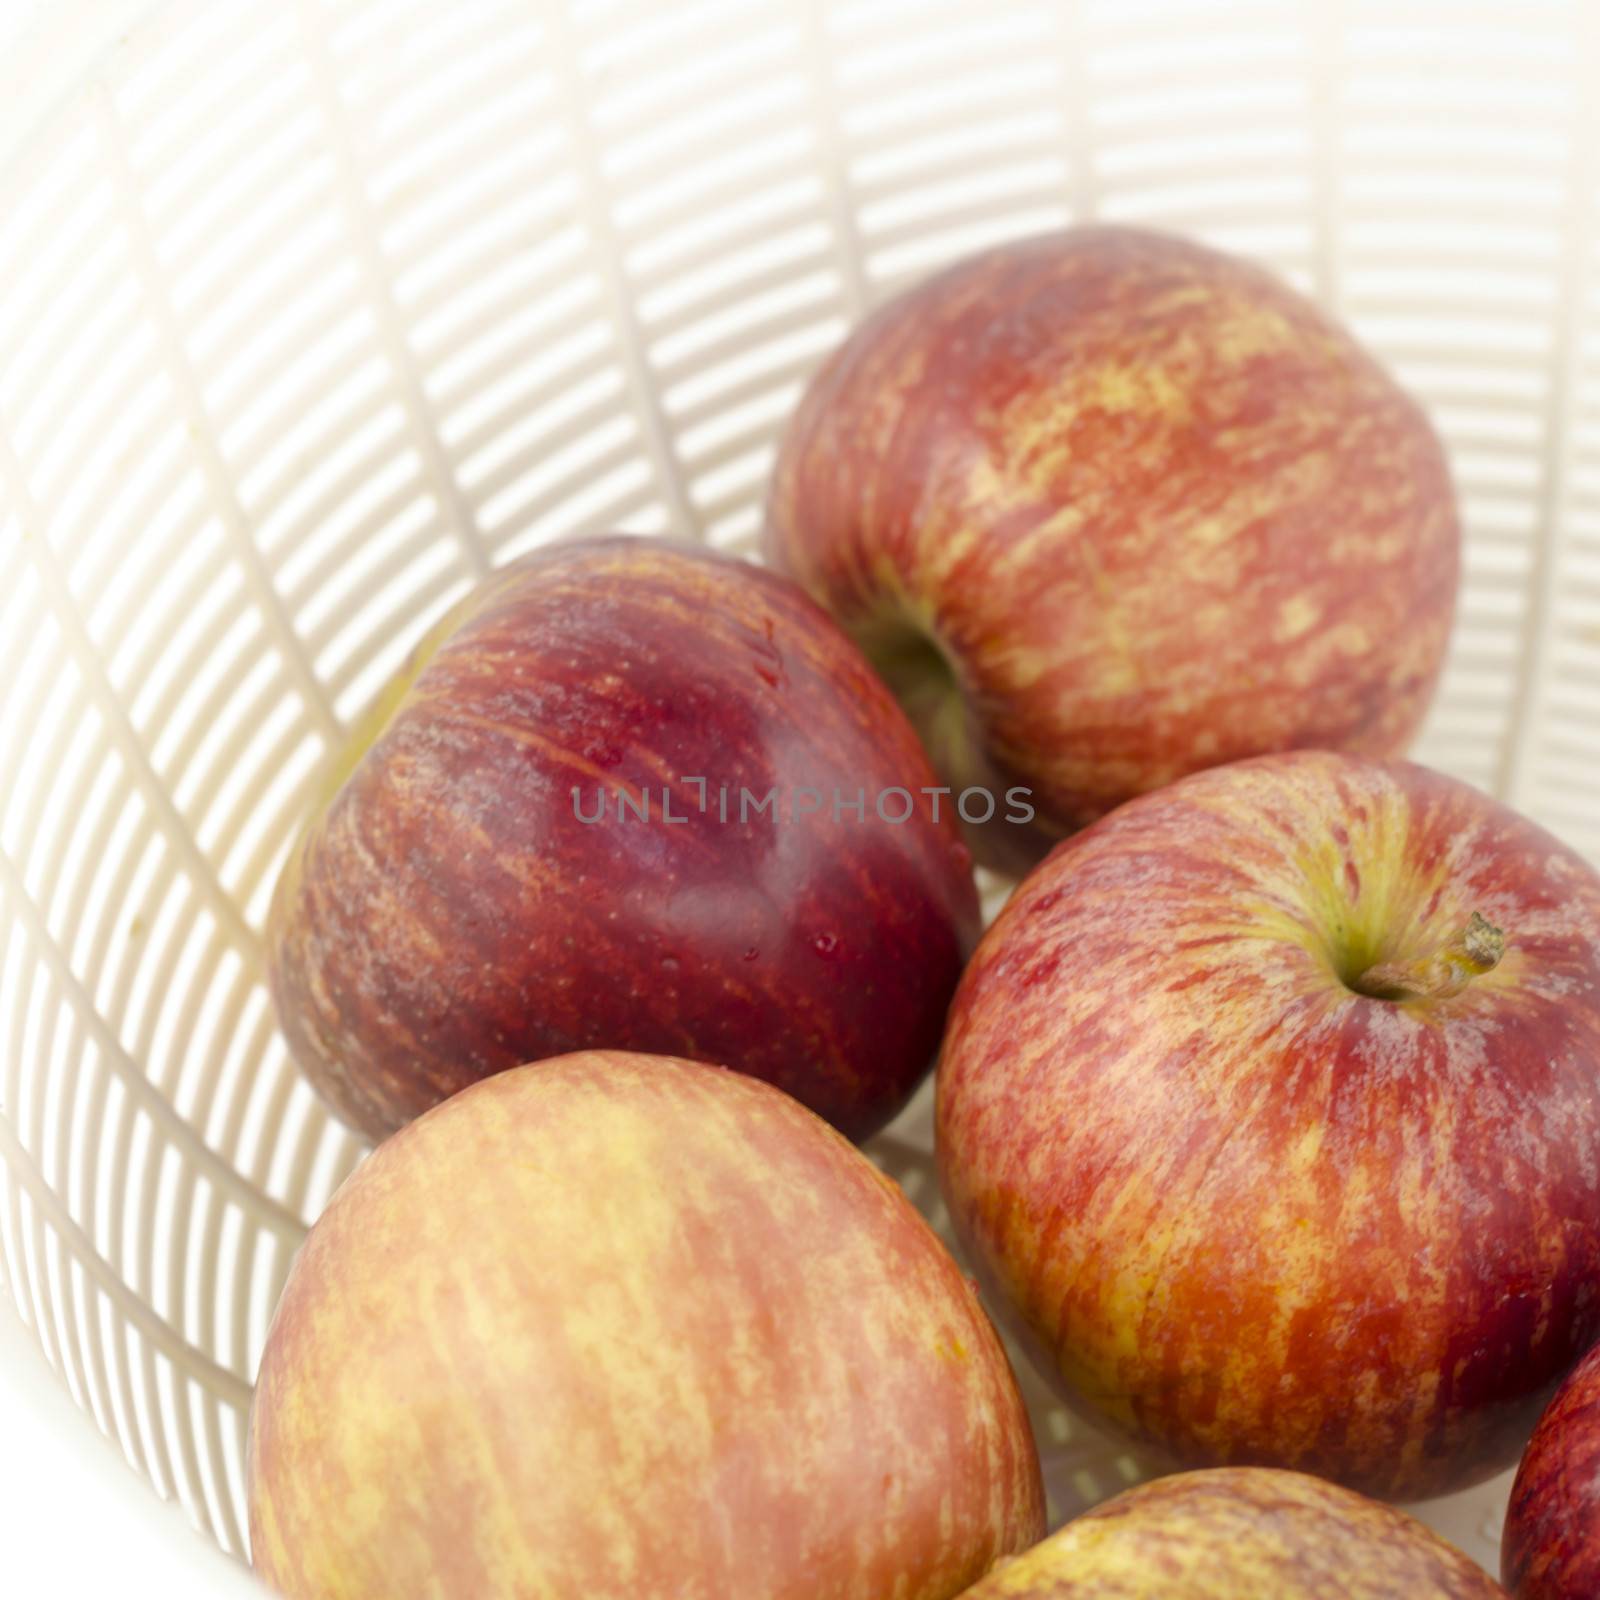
[937,749,1600,1498]
[1503,1341,1600,1598]
[766,226,1459,870]
[267,537,979,1142]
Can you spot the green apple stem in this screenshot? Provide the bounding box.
[1351,911,1507,1001]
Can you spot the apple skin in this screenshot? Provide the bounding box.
[765,225,1459,870]
[936,749,1600,1499]
[267,536,979,1143]
[247,1051,1045,1599]
[1502,1340,1600,1598]
[961,1468,1505,1597]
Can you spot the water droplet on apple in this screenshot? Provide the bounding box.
[812,932,839,956]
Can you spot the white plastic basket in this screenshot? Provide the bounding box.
[2,0,1597,1590]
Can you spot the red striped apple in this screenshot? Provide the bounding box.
[961,1468,1504,1597]
[765,226,1459,870]
[1502,1339,1600,1599]
[267,537,979,1143]
[937,750,1600,1498]
[248,1051,1045,1599]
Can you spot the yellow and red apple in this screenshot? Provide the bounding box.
[267,536,979,1143]
[937,750,1600,1497]
[247,1051,1044,1599]
[962,1468,1504,1597]
[765,227,1459,869]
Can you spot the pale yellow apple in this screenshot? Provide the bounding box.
[964,1469,1503,1597]
[249,1051,1043,1598]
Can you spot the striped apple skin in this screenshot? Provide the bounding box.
[1502,1340,1600,1599]
[962,1469,1504,1597]
[937,750,1600,1498]
[267,537,979,1143]
[765,226,1458,864]
[247,1053,1045,1599]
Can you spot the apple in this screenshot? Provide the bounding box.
[765,225,1459,871]
[937,749,1600,1498]
[247,1051,1045,1599]
[960,1468,1505,1597]
[1502,1339,1600,1598]
[267,536,980,1143]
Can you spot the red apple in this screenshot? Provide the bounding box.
[937,750,1600,1498]
[1502,1340,1600,1598]
[248,1051,1045,1598]
[961,1468,1505,1597]
[765,226,1459,870]
[267,536,979,1142]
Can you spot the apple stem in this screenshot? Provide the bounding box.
[1350,911,1507,1001]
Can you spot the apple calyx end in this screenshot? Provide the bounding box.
[1351,911,1506,1002]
